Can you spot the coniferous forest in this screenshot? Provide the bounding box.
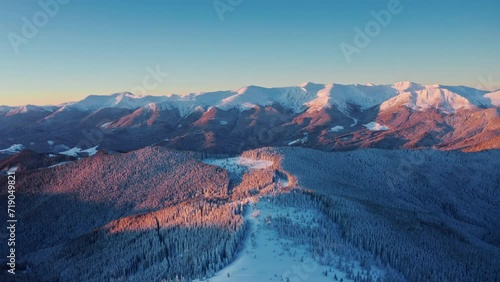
[1,146,499,281]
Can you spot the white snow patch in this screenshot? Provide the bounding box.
[364,122,389,131]
[82,146,98,156]
[60,146,98,157]
[7,166,18,173]
[60,147,82,157]
[329,125,344,132]
[48,161,71,168]
[47,140,54,145]
[100,122,112,128]
[220,120,228,125]
[0,144,24,154]
[203,157,273,173]
[288,133,308,146]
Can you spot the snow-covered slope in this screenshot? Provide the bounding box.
[485,90,500,107]
[0,144,25,154]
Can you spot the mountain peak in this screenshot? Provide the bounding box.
[392,81,423,91]
[299,82,323,88]
[113,92,141,99]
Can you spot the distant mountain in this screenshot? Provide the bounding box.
[1,82,499,155]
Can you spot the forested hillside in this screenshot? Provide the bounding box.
[246,147,500,281]
[1,146,499,281]
[0,147,236,281]
[34,201,247,281]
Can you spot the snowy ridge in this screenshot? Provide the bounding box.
[65,92,170,112]
[217,86,314,113]
[6,82,499,118]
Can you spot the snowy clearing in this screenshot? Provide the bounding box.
[364,122,389,131]
[206,200,334,282]
[206,197,384,282]
[203,157,273,173]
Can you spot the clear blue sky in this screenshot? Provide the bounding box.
[1,0,499,106]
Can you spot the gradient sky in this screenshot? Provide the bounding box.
[1,0,499,106]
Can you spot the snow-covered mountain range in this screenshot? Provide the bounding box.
[7,81,497,114]
[1,82,499,155]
